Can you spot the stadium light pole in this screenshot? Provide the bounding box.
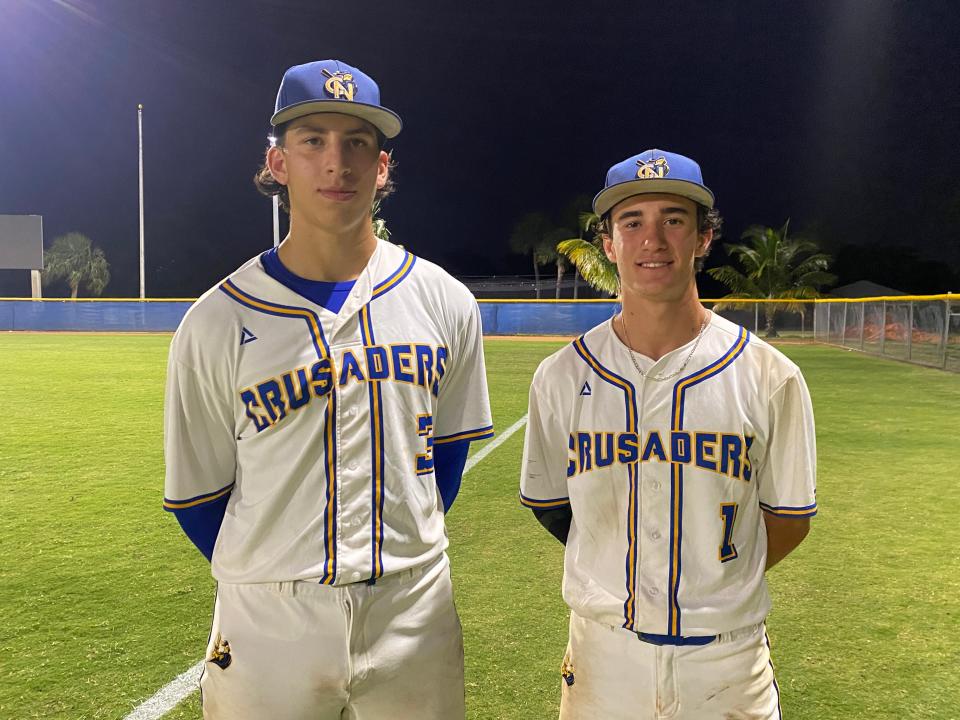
[138,103,145,299]
[269,134,280,247]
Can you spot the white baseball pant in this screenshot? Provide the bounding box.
[559,612,781,719]
[200,554,465,719]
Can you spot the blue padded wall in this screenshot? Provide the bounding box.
[477,301,618,335]
[0,301,193,332]
[0,300,618,335]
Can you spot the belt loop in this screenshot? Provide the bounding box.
[717,622,762,644]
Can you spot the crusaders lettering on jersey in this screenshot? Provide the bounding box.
[240,343,449,432]
[567,430,755,482]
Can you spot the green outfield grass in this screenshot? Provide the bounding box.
[1,334,958,719]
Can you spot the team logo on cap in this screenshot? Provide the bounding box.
[637,157,670,179]
[322,68,356,101]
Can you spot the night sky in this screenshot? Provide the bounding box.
[2,0,959,298]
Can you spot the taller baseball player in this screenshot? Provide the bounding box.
[164,59,493,719]
[520,149,816,719]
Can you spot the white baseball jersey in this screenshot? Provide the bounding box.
[520,312,816,637]
[164,239,493,585]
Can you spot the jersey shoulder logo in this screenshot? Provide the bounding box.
[580,381,592,396]
[240,327,258,346]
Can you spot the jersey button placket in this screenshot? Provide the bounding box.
[634,383,650,628]
[334,389,344,585]
[635,382,669,629]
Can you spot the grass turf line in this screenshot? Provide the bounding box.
[1,336,958,719]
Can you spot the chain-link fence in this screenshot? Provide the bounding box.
[812,295,958,371]
[701,295,959,371]
[702,301,816,340]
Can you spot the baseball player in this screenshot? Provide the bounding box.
[520,149,817,719]
[163,59,493,719]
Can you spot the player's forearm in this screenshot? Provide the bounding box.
[763,514,811,570]
[532,505,572,545]
[433,439,470,513]
[169,494,230,562]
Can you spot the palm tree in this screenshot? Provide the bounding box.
[43,232,110,298]
[707,220,835,337]
[557,194,593,298]
[555,211,619,296]
[543,227,573,299]
[509,212,554,298]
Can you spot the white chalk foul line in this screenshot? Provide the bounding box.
[123,660,204,720]
[123,413,529,720]
[463,413,528,474]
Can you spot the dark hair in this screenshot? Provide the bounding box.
[598,202,723,272]
[253,121,396,213]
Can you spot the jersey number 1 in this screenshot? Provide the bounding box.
[719,502,738,562]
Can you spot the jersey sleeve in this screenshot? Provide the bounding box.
[756,369,817,518]
[433,299,494,445]
[163,351,238,515]
[520,363,571,508]
[433,438,470,512]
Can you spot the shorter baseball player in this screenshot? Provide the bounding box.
[520,149,817,719]
[164,59,493,719]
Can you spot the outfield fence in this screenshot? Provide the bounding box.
[0,298,193,332]
[2,294,956,372]
[812,295,959,372]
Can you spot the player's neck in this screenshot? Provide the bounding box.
[616,291,709,361]
[278,217,378,282]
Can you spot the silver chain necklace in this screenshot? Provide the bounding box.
[619,312,710,382]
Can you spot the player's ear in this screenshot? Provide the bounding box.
[266,145,289,186]
[375,149,390,190]
[695,227,713,257]
[602,234,617,263]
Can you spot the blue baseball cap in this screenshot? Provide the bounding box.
[593,149,714,216]
[271,59,402,138]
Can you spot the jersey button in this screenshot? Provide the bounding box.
[651,530,661,540]
[350,571,362,582]
[648,586,660,596]
[651,482,661,491]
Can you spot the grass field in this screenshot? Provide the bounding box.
[1,334,958,719]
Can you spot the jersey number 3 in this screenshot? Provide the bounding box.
[416,414,434,475]
[719,502,739,562]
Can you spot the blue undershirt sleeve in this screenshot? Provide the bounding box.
[433,439,470,513]
[170,493,230,562]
